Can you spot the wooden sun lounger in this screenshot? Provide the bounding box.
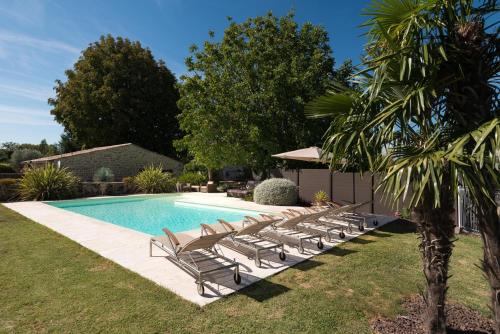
[201,216,286,268]
[321,201,375,232]
[258,212,324,254]
[150,228,241,296]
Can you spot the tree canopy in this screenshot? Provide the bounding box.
[49,35,181,157]
[176,12,349,170]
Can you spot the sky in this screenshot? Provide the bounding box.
[0,0,371,145]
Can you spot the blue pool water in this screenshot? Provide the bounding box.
[47,195,261,235]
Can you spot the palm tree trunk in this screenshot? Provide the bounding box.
[475,181,500,333]
[414,171,455,334]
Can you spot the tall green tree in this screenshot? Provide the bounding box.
[49,35,181,157]
[307,0,499,333]
[176,12,347,171]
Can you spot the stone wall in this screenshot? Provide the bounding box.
[30,144,183,181]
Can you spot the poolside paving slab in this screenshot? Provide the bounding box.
[3,193,396,306]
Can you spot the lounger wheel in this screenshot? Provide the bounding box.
[339,231,346,239]
[373,220,379,226]
[359,225,365,232]
[234,272,242,285]
[279,251,286,261]
[298,245,305,254]
[325,235,332,242]
[317,240,324,249]
[255,257,262,268]
[197,283,205,296]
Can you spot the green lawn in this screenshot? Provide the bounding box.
[0,205,490,333]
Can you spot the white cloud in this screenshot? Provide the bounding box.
[0,83,53,102]
[0,29,80,54]
[0,104,55,126]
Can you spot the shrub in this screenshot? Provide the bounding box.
[10,149,42,170]
[313,190,329,204]
[93,167,115,182]
[18,164,80,201]
[0,163,15,173]
[122,176,137,194]
[134,165,176,193]
[178,172,207,185]
[244,192,253,202]
[217,183,234,192]
[253,178,297,206]
[0,178,18,201]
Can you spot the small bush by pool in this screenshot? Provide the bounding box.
[253,178,298,206]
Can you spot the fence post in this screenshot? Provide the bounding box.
[352,173,356,204]
[371,173,375,214]
[329,171,333,201]
[457,186,464,231]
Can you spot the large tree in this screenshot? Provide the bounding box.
[307,0,499,333]
[176,12,346,171]
[49,35,180,157]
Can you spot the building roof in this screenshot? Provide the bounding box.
[23,143,147,163]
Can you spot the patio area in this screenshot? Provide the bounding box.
[4,193,396,306]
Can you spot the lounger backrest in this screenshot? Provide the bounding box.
[347,200,372,212]
[235,217,278,237]
[178,231,232,253]
[277,211,313,228]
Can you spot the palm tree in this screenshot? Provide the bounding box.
[307,0,499,333]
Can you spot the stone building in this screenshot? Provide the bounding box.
[23,143,183,181]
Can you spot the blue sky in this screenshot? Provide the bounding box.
[0,0,370,144]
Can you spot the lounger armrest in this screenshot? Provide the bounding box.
[217,219,236,232]
[162,228,180,247]
[201,223,217,235]
[244,216,260,224]
[282,211,296,219]
[288,209,303,215]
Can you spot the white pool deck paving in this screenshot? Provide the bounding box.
[3,193,396,306]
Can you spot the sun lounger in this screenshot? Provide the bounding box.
[150,228,241,296]
[285,204,358,241]
[323,201,376,231]
[201,216,286,267]
[257,212,324,254]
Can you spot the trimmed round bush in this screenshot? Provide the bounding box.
[18,164,80,201]
[253,178,298,206]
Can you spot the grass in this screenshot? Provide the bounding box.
[0,204,490,333]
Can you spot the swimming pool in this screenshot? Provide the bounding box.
[47,195,261,235]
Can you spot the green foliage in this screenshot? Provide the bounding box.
[307,0,499,210]
[49,35,181,157]
[10,149,42,170]
[0,163,15,173]
[177,172,207,185]
[313,190,329,203]
[134,165,176,194]
[176,12,342,170]
[253,178,297,205]
[1,141,60,163]
[122,176,137,194]
[58,131,81,153]
[93,167,115,182]
[243,193,253,202]
[0,178,18,201]
[18,165,80,201]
